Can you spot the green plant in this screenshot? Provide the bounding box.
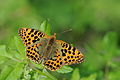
[0,21,75,80]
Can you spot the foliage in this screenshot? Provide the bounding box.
[0,0,120,80]
[0,21,74,80]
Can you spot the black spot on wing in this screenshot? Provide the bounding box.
[68,46,71,50]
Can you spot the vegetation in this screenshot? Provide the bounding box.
[0,0,120,80]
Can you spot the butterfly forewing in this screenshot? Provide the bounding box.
[18,28,51,63]
[18,28,50,46]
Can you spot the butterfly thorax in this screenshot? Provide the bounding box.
[41,34,56,60]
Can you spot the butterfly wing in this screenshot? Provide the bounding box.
[26,43,42,63]
[55,40,84,65]
[18,28,50,46]
[18,28,50,63]
[43,40,84,71]
[43,49,63,71]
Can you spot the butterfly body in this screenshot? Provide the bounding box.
[40,34,56,60]
[18,28,84,71]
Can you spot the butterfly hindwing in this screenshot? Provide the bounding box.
[55,40,84,65]
[26,43,43,64]
[43,49,63,71]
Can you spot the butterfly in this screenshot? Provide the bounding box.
[18,28,84,71]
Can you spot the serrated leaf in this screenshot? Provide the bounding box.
[5,36,23,61]
[28,63,57,80]
[0,56,17,70]
[31,61,43,70]
[0,45,14,60]
[33,72,44,80]
[5,63,24,80]
[0,56,9,65]
[42,69,57,80]
[0,45,18,68]
[0,43,23,63]
[71,68,80,80]
[0,66,13,80]
[14,36,26,58]
[56,65,73,73]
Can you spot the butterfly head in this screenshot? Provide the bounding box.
[53,33,56,38]
[48,33,57,45]
[50,33,56,40]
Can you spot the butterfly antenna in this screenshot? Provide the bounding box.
[58,29,72,35]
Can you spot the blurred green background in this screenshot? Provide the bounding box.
[0,0,120,80]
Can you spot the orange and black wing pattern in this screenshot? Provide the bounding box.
[18,28,50,46]
[56,40,84,65]
[18,28,84,71]
[18,28,50,63]
[43,40,84,71]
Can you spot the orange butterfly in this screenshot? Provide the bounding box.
[18,28,84,71]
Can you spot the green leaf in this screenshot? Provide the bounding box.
[31,61,44,70]
[28,63,57,80]
[0,45,7,57]
[39,20,51,35]
[5,37,21,61]
[5,63,24,80]
[0,56,17,71]
[33,72,45,80]
[0,45,18,68]
[6,36,17,52]
[0,66,13,80]
[14,36,26,58]
[83,32,119,73]
[71,68,80,80]
[56,65,73,73]
[39,20,46,32]
[45,22,51,35]
[108,68,120,80]
[103,32,117,48]
[102,32,119,61]
[0,45,15,61]
[81,73,97,80]
[0,56,9,65]
[43,69,57,80]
